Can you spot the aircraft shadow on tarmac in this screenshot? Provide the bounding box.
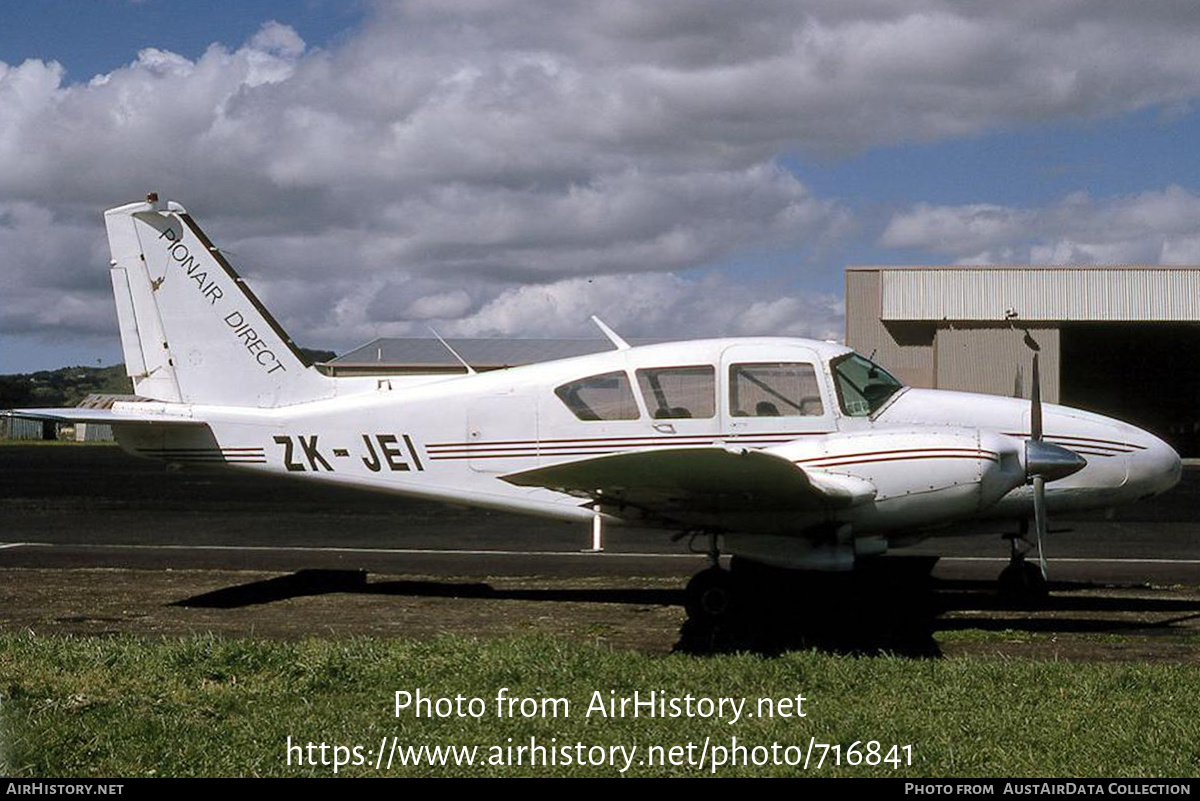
[171,569,681,609]
[171,564,1200,658]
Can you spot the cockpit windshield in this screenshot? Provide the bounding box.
[832,353,904,417]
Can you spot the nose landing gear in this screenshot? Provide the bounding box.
[999,522,1049,604]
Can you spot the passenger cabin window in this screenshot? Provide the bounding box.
[832,353,904,417]
[730,363,825,417]
[555,371,640,421]
[635,366,715,419]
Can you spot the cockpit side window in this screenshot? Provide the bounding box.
[555,371,640,421]
[832,353,904,417]
[635,366,715,419]
[730,363,824,417]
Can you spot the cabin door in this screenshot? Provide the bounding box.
[467,395,540,473]
[719,344,836,444]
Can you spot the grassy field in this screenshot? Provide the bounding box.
[2,632,1198,778]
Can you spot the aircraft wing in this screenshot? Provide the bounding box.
[501,446,876,529]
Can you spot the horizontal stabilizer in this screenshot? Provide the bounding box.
[5,407,203,426]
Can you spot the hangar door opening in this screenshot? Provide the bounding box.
[1060,324,1200,457]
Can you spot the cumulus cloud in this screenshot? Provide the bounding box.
[881,204,1034,256]
[0,203,112,336]
[882,186,1200,264]
[415,273,844,342]
[7,1,1200,357]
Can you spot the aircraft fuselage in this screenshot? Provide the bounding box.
[109,336,1180,562]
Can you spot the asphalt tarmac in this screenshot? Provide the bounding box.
[2,444,1199,657]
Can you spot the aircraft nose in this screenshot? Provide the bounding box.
[1129,432,1182,499]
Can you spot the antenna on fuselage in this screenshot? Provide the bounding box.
[428,327,477,375]
[590,315,630,351]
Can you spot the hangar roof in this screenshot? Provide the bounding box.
[849,265,1200,322]
[327,337,663,374]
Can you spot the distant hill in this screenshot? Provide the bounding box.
[1,347,337,409]
[0,365,132,409]
[300,347,337,364]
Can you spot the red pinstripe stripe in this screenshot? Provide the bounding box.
[797,453,1000,468]
[426,431,828,449]
[793,447,999,464]
[1002,432,1145,451]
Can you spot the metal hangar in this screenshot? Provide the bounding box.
[845,266,1200,456]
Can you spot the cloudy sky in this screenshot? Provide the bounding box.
[4,1,1200,372]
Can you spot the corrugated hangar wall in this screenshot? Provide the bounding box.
[844,270,936,389]
[935,325,1059,402]
[844,269,1057,403]
[845,265,1200,455]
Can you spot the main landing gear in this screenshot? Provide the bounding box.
[684,565,738,623]
[678,540,942,656]
[683,532,738,625]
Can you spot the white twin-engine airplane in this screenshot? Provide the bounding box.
[10,196,1184,623]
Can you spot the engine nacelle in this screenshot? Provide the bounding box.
[767,427,1026,535]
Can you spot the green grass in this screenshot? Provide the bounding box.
[2,632,1198,777]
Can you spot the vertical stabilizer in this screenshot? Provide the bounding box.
[105,197,333,407]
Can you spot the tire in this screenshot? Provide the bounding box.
[685,566,737,623]
[998,560,1048,604]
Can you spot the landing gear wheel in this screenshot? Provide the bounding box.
[998,559,1048,604]
[684,566,737,623]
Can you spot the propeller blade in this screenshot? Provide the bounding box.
[1032,475,1048,580]
[1030,352,1042,442]
[1017,340,1052,587]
